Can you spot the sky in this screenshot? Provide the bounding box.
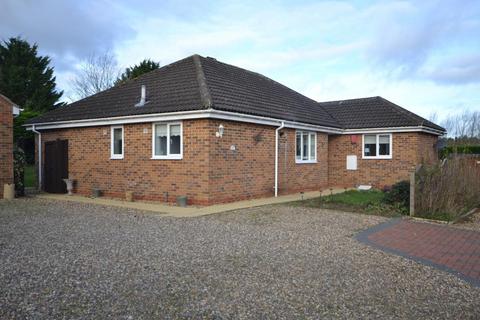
[1,0,480,123]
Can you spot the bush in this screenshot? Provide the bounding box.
[13,146,26,197]
[383,180,410,208]
[440,145,480,159]
[415,158,480,221]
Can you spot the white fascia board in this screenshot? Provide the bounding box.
[283,121,342,133]
[23,109,444,135]
[23,109,210,129]
[344,126,445,136]
[209,109,343,134]
[23,109,343,134]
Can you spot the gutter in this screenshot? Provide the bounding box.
[31,125,42,189]
[343,126,446,136]
[274,121,285,197]
[22,109,342,134]
[23,110,445,136]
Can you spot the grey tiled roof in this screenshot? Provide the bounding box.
[199,57,339,128]
[319,96,445,131]
[27,55,444,132]
[28,56,204,124]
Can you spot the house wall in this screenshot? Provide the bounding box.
[416,133,439,163]
[278,128,329,194]
[40,120,211,205]
[38,119,329,205]
[328,132,439,188]
[38,119,437,204]
[0,96,14,198]
[206,121,329,203]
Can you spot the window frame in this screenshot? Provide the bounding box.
[295,130,317,164]
[362,133,392,159]
[110,125,124,160]
[151,122,183,160]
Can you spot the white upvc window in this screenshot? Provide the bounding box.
[152,122,183,160]
[295,131,317,163]
[110,126,124,159]
[362,133,392,159]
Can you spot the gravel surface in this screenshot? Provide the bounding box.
[1,198,479,319]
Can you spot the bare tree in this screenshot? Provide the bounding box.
[441,109,480,143]
[70,52,120,100]
[428,111,438,124]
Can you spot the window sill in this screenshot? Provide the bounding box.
[151,156,183,160]
[110,156,124,160]
[362,156,392,160]
[295,160,317,164]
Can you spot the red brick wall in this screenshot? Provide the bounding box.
[38,119,437,204]
[38,119,329,205]
[278,128,329,194]
[206,121,329,203]
[417,133,438,164]
[41,120,211,205]
[328,132,439,188]
[207,120,275,203]
[0,96,14,198]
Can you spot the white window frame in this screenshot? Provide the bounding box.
[110,125,124,159]
[151,122,183,160]
[362,133,392,159]
[295,130,317,164]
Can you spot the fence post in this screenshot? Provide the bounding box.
[409,169,415,216]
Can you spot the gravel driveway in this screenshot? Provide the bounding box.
[1,198,479,319]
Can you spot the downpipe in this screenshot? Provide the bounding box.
[31,125,42,189]
[275,121,285,197]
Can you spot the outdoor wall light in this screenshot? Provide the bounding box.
[216,124,224,138]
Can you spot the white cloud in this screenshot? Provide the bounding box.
[2,0,479,119]
[0,0,135,71]
[302,69,480,121]
[420,54,480,84]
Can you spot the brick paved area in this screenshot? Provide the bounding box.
[357,219,480,287]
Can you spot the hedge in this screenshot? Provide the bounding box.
[440,145,480,158]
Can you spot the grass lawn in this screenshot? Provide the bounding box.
[24,165,36,188]
[291,190,405,217]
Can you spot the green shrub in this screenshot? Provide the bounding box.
[440,145,480,159]
[13,146,26,197]
[383,180,410,208]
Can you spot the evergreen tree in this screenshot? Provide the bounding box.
[0,37,63,112]
[115,59,160,85]
[0,37,64,163]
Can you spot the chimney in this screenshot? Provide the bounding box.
[135,85,146,107]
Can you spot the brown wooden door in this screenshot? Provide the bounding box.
[44,140,68,193]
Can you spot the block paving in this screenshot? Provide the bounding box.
[358,219,480,287]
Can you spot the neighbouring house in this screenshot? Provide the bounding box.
[0,94,21,199]
[25,55,445,205]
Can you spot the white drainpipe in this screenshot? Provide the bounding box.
[275,121,285,197]
[31,125,42,189]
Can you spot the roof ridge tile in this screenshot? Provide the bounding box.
[192,55,212,109]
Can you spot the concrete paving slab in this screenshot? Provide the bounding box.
[36,189,347,217]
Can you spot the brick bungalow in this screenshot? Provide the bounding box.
[0,94,21,199]
[25,55,445,205]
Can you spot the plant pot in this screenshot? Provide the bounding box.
[3,184,15,200]
[176,196,187,207]
[62,179,74,195]
[92,188,102,198]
